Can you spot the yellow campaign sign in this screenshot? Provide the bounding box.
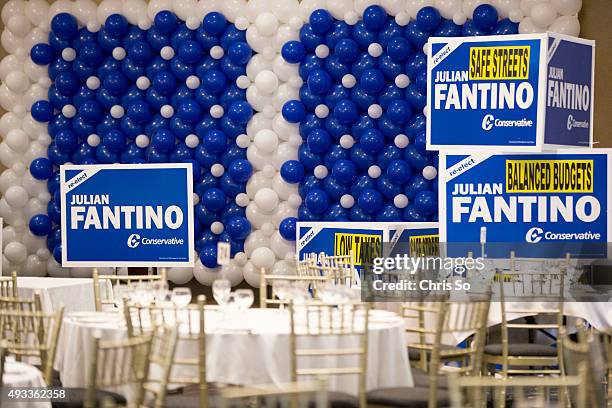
[333,233,381,266]
[469,46,530,80]
[409,234,440,257]
[506,160,593,193]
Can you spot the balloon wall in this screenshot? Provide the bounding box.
[0,0,582,285]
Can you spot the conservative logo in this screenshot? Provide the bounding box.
[566,114,589,131]
[525,227,544,243]
[126,233,185,249]
[525,227,601,242]
[481,114,534,131]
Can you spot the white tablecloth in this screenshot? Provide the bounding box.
[17,277,99,314]
[3,360,51,408]
[55,308,412,402]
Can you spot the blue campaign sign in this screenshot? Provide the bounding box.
[427,33,594,151]
[544,33,594,147]
[60,164,194,267]
[439,151,611,258]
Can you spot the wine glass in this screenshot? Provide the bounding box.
[212,279,231,306]
[171,287,192,307]
[152,280,169,303]
[234,289,254,311]
[273,280,290,308]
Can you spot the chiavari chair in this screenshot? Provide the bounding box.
[142,325,179,408]
[0,339,6,385]
[85,332,153,408]
[289,301,370,408]
[483,252,569,378]
[124,295,211,408]
[449,363,587,408]
[93,268,167,311]
[218,379,328,408]
[0,291,42,313]
[0,302,63,386]
[0,271,17,297]
[260,262,330,308]
[368,295,492,408]
[319,251,358,287]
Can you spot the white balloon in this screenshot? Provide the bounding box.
[167,266,193,284]
[274,25,298,52]
[530,3,558,28]
[22,230,45,253]
[25,0,49,26]
[518,17,543,33]
[271,201,296,227]
[272,55,298,83]
[272,259,297,276]
[24,198,45,219]
[246,171,274,198]
[272,143,298,169]
[255,12,279,37]
[548,15,580,35]
[246,112,273,138]
[47,258,70,277]
[253,129,279,154]
[251,247,276,270]
[462,0,486,18]
[2,225,18,246]
[147,0,173,20]
[551,0,581,15]
[5,185,28,208]
[5,241,27,263]
[245,202,274,228]
[0,169,20,194]
[193,259,220,285]
[242,261,261,287]
[271,173,297,200]
[254,70,279,94]
[221,0,247,21]
[245,85,274,112]
[246,54,274,80]
[354,0,379,15]
[244,229,271,257]
[7,15,31,37]
[220,260,244,286]
[70,267,93,278]
[0,55,21,82]
[273,84,298,111]
[270,231,294,259]
[195,0,222,20]
[298,0,326,21]
[254,187,279,212]
[406,0,435,18]
[246,145,275,170]
[5,129,28,153]
[72,0,98,26]
[434,0,463,19]
[48,0,73,18]
[326,0,352,19]
[0,84,21,112]
[520,0,541,14]
[23,59,47,83]
[22,255,45,277]
[172,0,197,22]
[0,112,20,136]
[245,26,271,53]
[24,141,46,165]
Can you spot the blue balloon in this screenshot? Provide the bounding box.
[47,172,61,194]
[102,129,126,153]
[123,26,146,48]
[376,204,402,221]
[178,40,203,64]
[126,100,151,124]
[177,99,202,123]
[280,160,305,183]
[333,99,358,125]
[55,129,78,153]
[30,157,53,181]
[351,114,375,138]
[378,20,403,46]
[227,100,252,125]
[48,57,70,81]
[435,19,462,37]
[282,100,306,123]
[105,13,128,37]
[55,71,79,95]
[154,10,178,34]
[352,21,376,49]
[220,145,245,167]
[309,9,333,34]
[171,24,194,50]
[228,158,252,183]
[324,116,349,139]
[363,5,387,30]
[152,70,177,95]
[406,113,426,135]
[282,41,306,63]
[307,128,332,154]
[334,38,359,63]
[225,215,251,240]
[202,187,226,212]
[406,83,426,110]
[219,173,243,197]
[195,202,216,227]
[357,188,383,214]
[387,159,413,184]
[202,129,227,154]
[146,56,169,78]
[29,214,52,236]
[404,174,432,199]
[305,188,330,214]
[47,200,61,224]
[376,174,402,200]
[351,53,376,78]
[324,55,350,81]
[331,159,357,184]
[359,128,385,154]
[492,18,519,35]
[378,54,403,81]
[151,128,175,153]
[350,206,373,221]
[473,4,498,31]
[299,175,323,197]
[350,85,376,110]
[307,69,332,95]
[377,145,402,170]
[461,20,488,36]
[195,146,219,168]
[298,204,322,221]
[349,145,375,170]
[323,144,348,168]
[96,144,119,163]
[324,21,351,49]
[127,40,152,65]
[102,71,128,95]
[53,245,62,263]
[324,204,349,221]
[299,54,324,81]
[405,21,429,49]
[220,56,244,81]
[404,145,430,170]
[31,100,53,122]
[201,69,227,94]
[51,13,78,40]
[220,203,245,224]
[199,243,218,268]
[414,130,427,153]
[414,190,437,215]
[323,177,349,200]
[405,52,426,79]
[279,217,297,240]
[403,204,427,221]
[30,43,54,65]
[203,12,227,36]
[298,144,322,170]
[416,6,441,31]
[387,100,413,125]
[299,24,324,51]
[196,230,218,251]
[386,37,412,62]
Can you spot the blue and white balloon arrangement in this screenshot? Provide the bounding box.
[0,0,582,285]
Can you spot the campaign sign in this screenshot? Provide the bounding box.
[427,33,594,151]
[439,150,611,258]
[60,164,194,267]
[387,224,439,257]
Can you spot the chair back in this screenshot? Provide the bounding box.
[142,325,179,408]
[0,339,6,385]
[259,262,329,308]
[0,272,17,297]
[0,302,64,385]
[124,295,209,407]
[449,364,587,408]
[401,293,445,371]
[0,291,42,313]
[85,332,153,408]
[93,269,167,311]
[289,301,370,408]
[219,379,328,408]
[319,252,357,287]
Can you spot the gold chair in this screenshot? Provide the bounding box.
[448,364,587,408]
[219,379,329,408]
[0,339,6,385]
[260,263,329,308]
[0,303,63,386]
[289,301,370,408]
[124,295,210,408]
[93,269,167,311]
[483,252,568,378]
[368,297,492,408]
[0,291,42,313]
[319,251,357,287]
[0,271,17,297]
[85,332,153,408]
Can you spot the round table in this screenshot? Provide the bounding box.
[54,308,412,403]
[3,360,51,408]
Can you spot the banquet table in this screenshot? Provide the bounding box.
[2,360,51,408]
[55,308,412,403]
[16,277,100,314]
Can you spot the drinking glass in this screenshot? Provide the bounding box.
[234,289,254,311]
[171,287,192,307]
[273,280,290,302]
[212,279,231,306]
[152,280,169,303]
